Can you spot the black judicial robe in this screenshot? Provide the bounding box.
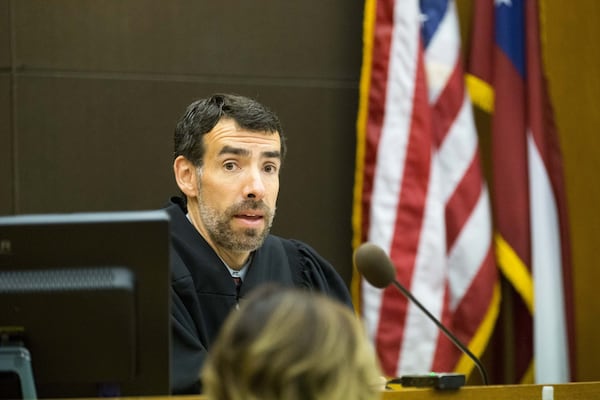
[165,197,353,394]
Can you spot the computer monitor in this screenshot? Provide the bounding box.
[0,210,171,398]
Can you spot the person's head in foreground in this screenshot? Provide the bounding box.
[202,285,383,400]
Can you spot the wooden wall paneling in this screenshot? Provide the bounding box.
[0,0,9,67]
[0,0,13,214]
[11,1,363,286]
[542,0,600,383]
[0,75,12,214]
[14,0,361,80]
[15,76,180,213]
[15,75,359,283]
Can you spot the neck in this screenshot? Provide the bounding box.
[214,249,251,271]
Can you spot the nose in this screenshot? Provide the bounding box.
[243,167,266,200]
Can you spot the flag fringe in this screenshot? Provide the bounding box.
[455,280,502,377]
[466,74,494,113]
[495,233,534,313]
[521,361,535,384]
[351,0,378,314]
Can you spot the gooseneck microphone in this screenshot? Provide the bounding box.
[353,242,489,385]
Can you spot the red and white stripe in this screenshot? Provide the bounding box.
[526,0,572,382]
[425,1,496,373]
[359,0,497,376]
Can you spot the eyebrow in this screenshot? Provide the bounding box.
[218,145,281,160]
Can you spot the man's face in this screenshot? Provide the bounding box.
[193,118,281,252]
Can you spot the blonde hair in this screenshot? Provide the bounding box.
[202,285,382,400]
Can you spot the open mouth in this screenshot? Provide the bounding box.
[234,212,265,225]
[236,215,262,220]
[236,211,263,219]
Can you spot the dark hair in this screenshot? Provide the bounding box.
[173,93,286,166]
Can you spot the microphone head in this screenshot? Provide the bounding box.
[353,242,396,288]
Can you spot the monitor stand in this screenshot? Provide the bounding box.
[0,344,37,399]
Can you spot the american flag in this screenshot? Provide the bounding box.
[352,0,499,378]
[467,0,575,383]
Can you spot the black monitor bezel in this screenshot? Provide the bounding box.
[0,210,171,398]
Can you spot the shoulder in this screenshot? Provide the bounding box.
[275,237,328,266]
[267,235,354,309]
[162,196,205,253]
[162,197,216,282]
[261,235,326,268]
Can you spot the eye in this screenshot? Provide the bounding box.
[224,161,238,171]
[263,163,278,174]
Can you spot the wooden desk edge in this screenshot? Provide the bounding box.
[380,381,600,400]
[53,381,600,400]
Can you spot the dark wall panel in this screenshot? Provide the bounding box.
[0,0,10,69]
[16,76,178,213]
[0,0,9,68]
[6,0,363,283]
[0,75,11,214]
[0,1,11,214]
[16,76,357,282]
[14,1,362,80]
[268,87,358,284]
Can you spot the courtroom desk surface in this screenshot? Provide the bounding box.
[380,381,600,400]
[39,381,600,400]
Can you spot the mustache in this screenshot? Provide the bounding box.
[228,199,271,215]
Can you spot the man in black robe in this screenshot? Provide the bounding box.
[166,94,353,394]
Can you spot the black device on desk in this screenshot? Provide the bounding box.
[0,210,171,399]
[387,373,466,390]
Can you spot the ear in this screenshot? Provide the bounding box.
[173,156,199,198]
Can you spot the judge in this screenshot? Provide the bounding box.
[165,93,353,394]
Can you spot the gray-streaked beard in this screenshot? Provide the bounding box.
[197,196,276,252]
